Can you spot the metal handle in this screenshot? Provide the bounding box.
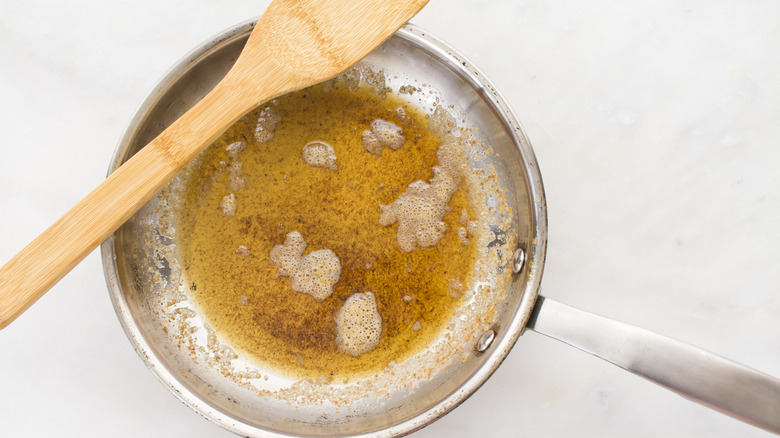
[526,296,780,434]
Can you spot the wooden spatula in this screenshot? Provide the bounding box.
[0,0,428,329]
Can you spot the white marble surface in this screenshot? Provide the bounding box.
[1,0,779,436]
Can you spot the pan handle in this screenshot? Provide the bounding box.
[526,296,780,434]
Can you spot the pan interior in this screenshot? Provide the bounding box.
[103,23,544,437]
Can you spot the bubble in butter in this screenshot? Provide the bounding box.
[362,119,405,154]
[302,141,338,171]
[335,292,382,356]
[270,231,341,301]
[379,141,463,252]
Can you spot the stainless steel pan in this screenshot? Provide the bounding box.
[102,19,780,437]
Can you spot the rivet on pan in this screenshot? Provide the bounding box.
[476,330,496,352]
[512,248,526,273]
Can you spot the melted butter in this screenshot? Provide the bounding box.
[178,80,478,379]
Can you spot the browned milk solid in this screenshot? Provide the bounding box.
[178,80,479,380]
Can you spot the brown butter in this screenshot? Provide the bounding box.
[178,80,478,379]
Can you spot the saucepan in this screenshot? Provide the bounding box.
[102,19,780,437]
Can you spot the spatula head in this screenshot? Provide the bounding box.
[0,0,428,331]
[232,0,429,90]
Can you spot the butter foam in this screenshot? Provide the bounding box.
[335,292,382,356]
[269,231,341,300]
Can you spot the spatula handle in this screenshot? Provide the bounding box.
[0,80,257,329]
